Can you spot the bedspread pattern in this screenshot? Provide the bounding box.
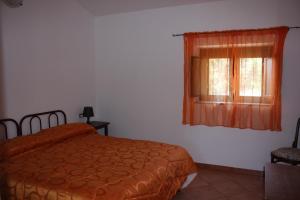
[1,124,196,200]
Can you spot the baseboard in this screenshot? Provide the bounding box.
[196,162,263,177]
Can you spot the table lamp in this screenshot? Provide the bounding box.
[82,106,94,123]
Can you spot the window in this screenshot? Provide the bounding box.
[239,58,263,97]
[208,58,230,96]
[183,27,289,130]
[239,57,273,100]
[192,46,274,104]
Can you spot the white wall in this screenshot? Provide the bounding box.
[94,0,300,170]
[0,0,95,129]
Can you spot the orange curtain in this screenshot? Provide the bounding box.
[183,27,288,131]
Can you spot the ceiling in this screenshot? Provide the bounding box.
[77,0,223,16]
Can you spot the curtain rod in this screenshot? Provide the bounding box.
[172,26,300,37]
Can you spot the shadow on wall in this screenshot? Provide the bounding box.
[0,2,5,119]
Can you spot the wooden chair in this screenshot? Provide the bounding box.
[271,117,300,165]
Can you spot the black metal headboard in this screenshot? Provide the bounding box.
[19,110,67,135]
[0,118,20,140]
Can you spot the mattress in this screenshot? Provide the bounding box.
[1,123,197,200]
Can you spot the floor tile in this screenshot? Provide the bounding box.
[173,168,264,200]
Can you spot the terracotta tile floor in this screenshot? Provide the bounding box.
[173,167,264,200]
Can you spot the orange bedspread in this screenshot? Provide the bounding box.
[0,123,196,200]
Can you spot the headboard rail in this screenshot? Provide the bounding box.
[0,118,20,140]
[19,110,67,135]
[1,110,67,139]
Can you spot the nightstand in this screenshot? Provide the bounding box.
[88,121,110,136]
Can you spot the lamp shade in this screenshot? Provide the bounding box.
[82,106,94,118]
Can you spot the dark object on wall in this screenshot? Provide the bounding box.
[0,118,20,139]
[271,117,300,165]
[81,106,94,123]
[2,0,23,8]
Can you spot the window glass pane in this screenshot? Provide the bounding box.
[264,58,272,96]
[208,58,230,96]
[239,58,262,97]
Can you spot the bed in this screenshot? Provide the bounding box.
[0,110,197,200]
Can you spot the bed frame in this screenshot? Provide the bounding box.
[0,118,20,139]
[0,110,67,140]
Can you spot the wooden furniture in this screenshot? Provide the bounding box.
[265,163,300,200]
[271,117,300,165]
[88,121,110,136]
